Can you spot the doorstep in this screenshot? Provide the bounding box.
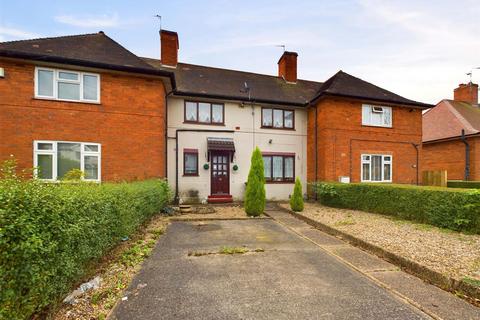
[207,194,233,203]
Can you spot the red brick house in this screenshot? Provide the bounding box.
[422,83,480,181]
[0,30,430,201]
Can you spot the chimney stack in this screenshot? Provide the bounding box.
[278,51,298,83]
[160,30,179,67]
[454,82,478,104]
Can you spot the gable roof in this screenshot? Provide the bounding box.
[142,58,322,106]
[423,99,480,142]
[0,32,175,81]
[311,71,431,108]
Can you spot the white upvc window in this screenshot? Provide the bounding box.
[362,104,392,127]
[35,67,100,103]
[361,154,392,182]
[33,141,101,182]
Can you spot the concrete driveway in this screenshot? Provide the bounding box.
[110,218,432,319]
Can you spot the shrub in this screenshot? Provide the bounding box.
[448,180,480,189]
[290,178,304,212]
[244,147,265,216]
[0,161,171,320]
[315,182,480,234]
[61,168,84,181]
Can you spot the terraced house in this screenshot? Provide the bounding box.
[0,30,431,202]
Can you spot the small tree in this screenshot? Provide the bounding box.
[244,147,265,216]
[290,177,304,212]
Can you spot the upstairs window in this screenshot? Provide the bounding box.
[34,141,101,181]
[262,108,294,129]
[362,105,392,127]
[361,154,392,182]
[262,153,295,183]
[184,101,224,124]
[35,67,100,103]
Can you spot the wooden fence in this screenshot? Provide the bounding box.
[422,170,447,187]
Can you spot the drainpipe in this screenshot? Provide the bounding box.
[411,143,419,185]
[174,129,235,204]
[461,129,470,181]
[314,105,318,199]
[165,89,174,180]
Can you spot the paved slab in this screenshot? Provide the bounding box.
[110,219,430,320]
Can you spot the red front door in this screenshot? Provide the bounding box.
[211,151,230,195]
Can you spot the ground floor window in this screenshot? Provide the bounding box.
[361,154,392,182]
[262,153,295,183]
[33,141,101,181]
[183,149,199,176]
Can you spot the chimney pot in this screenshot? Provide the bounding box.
[160,30,179,67]
[278,51,298,83]
[454,82,478,104]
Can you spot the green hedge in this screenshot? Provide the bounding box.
[315,182,480,234]
[448,180,480,189]
[0,173,171,319]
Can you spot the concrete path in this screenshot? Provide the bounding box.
[109,212,467,320]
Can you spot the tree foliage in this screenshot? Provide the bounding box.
[244,147,266,216]
[290,177,304,212]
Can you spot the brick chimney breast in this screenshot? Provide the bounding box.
[278,51,298,83]
[160,30,179,67]
[453,82,478,104]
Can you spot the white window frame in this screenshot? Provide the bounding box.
[34,67,101,103]
[362,104,392,128]
[360,154,392,183]
[33,140,102,182]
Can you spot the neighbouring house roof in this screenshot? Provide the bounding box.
[0,32,176,82]
[423,99,480,142]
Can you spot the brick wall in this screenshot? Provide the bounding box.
[307,97,423,184]
[0,58,166,181]
[422,137,479,181]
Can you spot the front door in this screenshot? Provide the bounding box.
[211,151,230,195]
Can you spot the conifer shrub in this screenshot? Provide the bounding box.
[244,147,266,216]
[290,177,304,212]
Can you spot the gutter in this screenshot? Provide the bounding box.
[174,128,235,204]
[461,129,471,181]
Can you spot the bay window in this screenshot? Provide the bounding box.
[361,154,392,182]
[34,141,101,181]
[35,67,100,103]
[262,153,295,182]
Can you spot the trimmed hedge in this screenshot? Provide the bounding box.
[315,182,480,234]
[448,180,480,189]
[0,173,171,319]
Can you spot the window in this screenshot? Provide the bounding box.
[34,141,101,181]
[35,67,100,103]
[262,153,295,182]
[262,108,294,129]
[362,105,392,127]
[183,149,199,176]
[184,101,224,124]
[361,154,392,182]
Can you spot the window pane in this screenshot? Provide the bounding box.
[371,155,382,181]
[186,102,197,121]
[273,110,283,128]
[262,109,272,126]
[184,153,197,174]
[370,110,383,126]
[384,163,391,181]
[58,82,80,100]
[84,156,99,180]
[38,70,54,96]
[84,144,99,152]
[58,71,79,80]
[199,103,211,122]
[212,104,223,123]
[37,154,53,179]
[272,156,283,180]
[362,105,371,125]
[57,143,81,178]
[285,157,294,179]
[263,156,271,179]
[284,111,294,128]
[362,163,370,181]
[383,107,392,126]
[37,142,53,150]
[83,75,98,100]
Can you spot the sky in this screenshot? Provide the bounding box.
[1,0,479,104]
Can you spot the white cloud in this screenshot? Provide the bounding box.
[0,26,39,41]
[55,13,120,28]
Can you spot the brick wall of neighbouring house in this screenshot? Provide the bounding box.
[0,59,166,181]
[422,137,479,181]
[307,97,423,184]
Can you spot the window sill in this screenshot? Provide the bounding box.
[183,174,199,177]
[265,180,295,184]
[261,126,295,131]
[183,121,225,126]
[34,96,101,105]
[361,124,393,129]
